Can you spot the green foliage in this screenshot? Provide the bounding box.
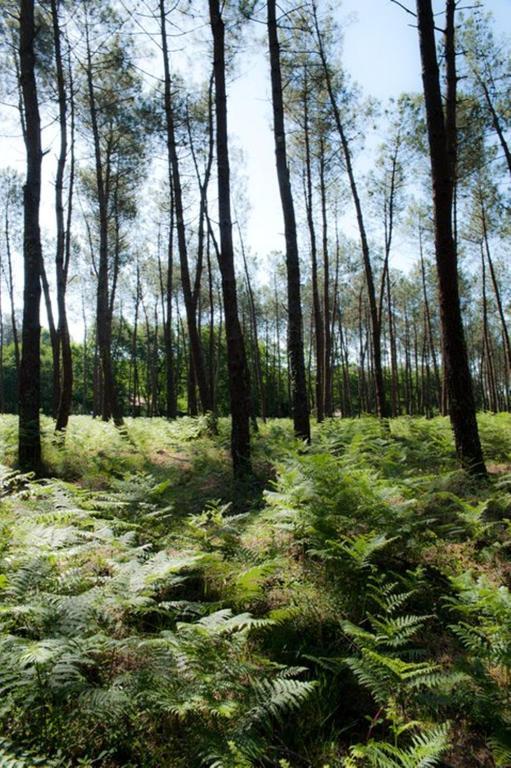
[0,424,315,766]
[343,723,449,768]
[0,414,510,765]
[0,738,65,768]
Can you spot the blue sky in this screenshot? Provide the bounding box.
[228,0,511,263]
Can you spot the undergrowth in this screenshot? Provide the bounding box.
[0,413,510,766]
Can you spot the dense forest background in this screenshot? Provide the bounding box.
[0,0,510,473]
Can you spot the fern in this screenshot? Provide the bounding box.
[344,723,449,767]
[0,738,66,768]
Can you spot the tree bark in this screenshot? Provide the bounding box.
[416,0,486,474]
[268,0,310,441]
[40,253,60,417]
[52,0,73,431]
[159,0,212,414]
[302,88,324,422]
[209,0,252,474]
[479,194,511,377]
[4,206,21,378]
[419,228,442,411]
[312,2,388,419]
[85,17,123,427]
[319,137,333,417]
[238,222,266,422]
[18,0,42,471]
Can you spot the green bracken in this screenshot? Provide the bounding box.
[0,413,510,766]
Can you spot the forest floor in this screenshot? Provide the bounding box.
[0,414,511,768]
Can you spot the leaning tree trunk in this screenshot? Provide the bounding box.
[267,0,310,441]
[40,251,60,418]
[416,0,486,474]
[209,0,252,474]
[479,193,511,377]
[18,0,42,471]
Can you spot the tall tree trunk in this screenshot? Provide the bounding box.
[131,264,141,415]
[52,0,73,431]
[338,304,352,417]
[386,270,399,416]
[268,0,310,441]
[416,0,485,474]
[238,223,266,422]
[312,2,387,418]
[85,17,122,427]
[302,81,324,422]
[206,233,216,413]
[81,295,88,413]
[159,208,176,419]
[159,0,212,414]
[274,274,282,417]
[319,137,333,417]
[18,0,42,471]
[209,0,252,474]
[481,244,498,413]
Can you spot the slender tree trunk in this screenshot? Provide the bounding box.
[480,194,511,376]
[18,0,42,471]
[319,137,333,417]
[312,2,387,418]
[238,223,266,421]
[404,301,413,415]
[268,0,310,441]
[158,201,176,419]
[386,270,399,416]
[159,0,212,414]
[52,0,73,431]
[206,233,216,413]
[209,0,252,474]
[131,264,141,415]
[165,223,176,419]
[40,254,60,417]
[85,18,122,427]
[416,0,485,474]
[301,70,323,420]
[81,295,88,413]
[338,305,352,416]
[274,275,282,417]
[302,110,324,421]
[4,207,21,378]
[481,244,498,413]
[0,249,4,413]
[419,228,442,411]
[479,79,511,180]
[151,304,160,416]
